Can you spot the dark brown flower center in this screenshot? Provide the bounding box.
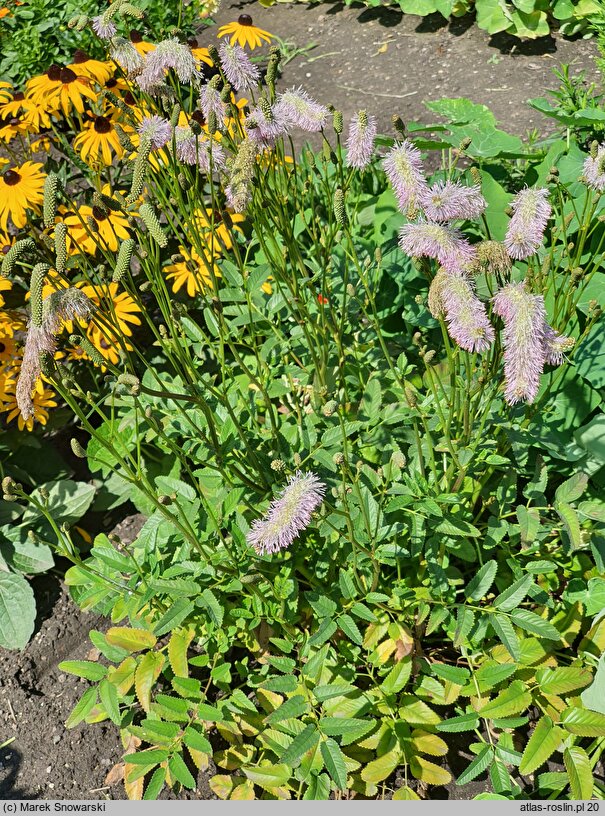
[3,169,21,186]
[60,67,77,85]
[1,244,10,255]
[47,64,63,81]
[106,77,118,89]
[238,14,253,25]
[129,29,143,43]
[13,91,24,101]
[213,210,223,222]
[191,110,206,126]
[187,37,199,48]
[73,49,90,64]
[93,115,112,134]
[123,91,135,106]
[92,205,108,222]
[0,343,5,354]
[99,337,110,349]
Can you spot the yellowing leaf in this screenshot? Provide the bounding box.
[107,627,157,653]
[361,747,401,784]
[564,746,593,800]
[209,774,235,800]
[230,779,255,800]
[108,657,137,696]
[134,652,165,713]
[411,730,448,757]
[410,755,452,786]
[168,628,194,678]
[393,786,420,800]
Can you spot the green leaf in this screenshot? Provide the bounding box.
[320,717,374,744]
[564,747,593,800]
[474,662,517,692]
[23,479,95,525]
[561,707,605,737]
[435,515,480,538]
[465,561,497,601]
[454,607,475,648]
[183,726,212,755]
[480,681,531,719]
[554,502,583,550]
[493,574,534,612]
[431,663,470,686]
[0,572,36,650]
[490,614,520,660]
[242,764,291,790]
[262,675,299,694]
[519,716,563,776]
[380,659,412,694]
[510,610,560,641]
[337,613,363,645]
[436,712,480,733]
[280,724,319,765]
[106,627,157,653]
[555,472,588,503]
[199,589,223,627]
[143,767,166,800]
[456,745,493,786]
[154,600,195,637]
[167,628,194,678]
[58,660,107,682]
[303,773,330,800]
[123,749,170,765]
[168,753,196,790]
[99,678,121,726]
[264,695,308,724]
[320,738,348,791]
[536,667,593,696]
[313,683,357,702]
[65,687,98,729]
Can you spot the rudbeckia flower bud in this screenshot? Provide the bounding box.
[139,203,168,247]
[43,172,59,228]
[113,238,136,282]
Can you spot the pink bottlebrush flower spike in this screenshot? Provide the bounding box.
[420,181,486,223]
[439,271,495,353]
[274,87,329,133]
[504,187,551,260]
[383,140,428,212]
[138,115,172,150]
[399,221,476,273]
[247,471,326,556]
[219,42,260,92]
[584,144,605,192]
[493,282,547,405]
[346,110,377,169]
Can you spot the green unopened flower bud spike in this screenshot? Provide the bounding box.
[1,238,35,277]
[139,203,168,248]
[113,239,136,282]
[43,173,59,229]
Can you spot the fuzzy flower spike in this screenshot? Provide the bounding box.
[504,187,551,260]
[493,282,546,405]
[399,221,476,273]
[420,181,486,223]
[218,42,260,92]
[274,87,329,133]
[584,143,605,192]
[429,269,495,353]
[346,110,377,170]
[383,140,428,213]
[247,471,326,556]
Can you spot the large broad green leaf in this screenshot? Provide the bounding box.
[0,572,36,650]
[480,172,513,241]
[519,716,563,776]
[476,0,513,32]
[23,479,95,525]
[581,655,605,715]
[575,415,605,464]
[0,526,54,574]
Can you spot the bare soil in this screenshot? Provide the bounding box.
[212,0,600,137]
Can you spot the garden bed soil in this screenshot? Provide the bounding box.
[212,0,600,137]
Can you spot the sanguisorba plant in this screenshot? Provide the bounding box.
[3,0,605,799]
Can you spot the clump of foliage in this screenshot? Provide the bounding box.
[2,0,605,801]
